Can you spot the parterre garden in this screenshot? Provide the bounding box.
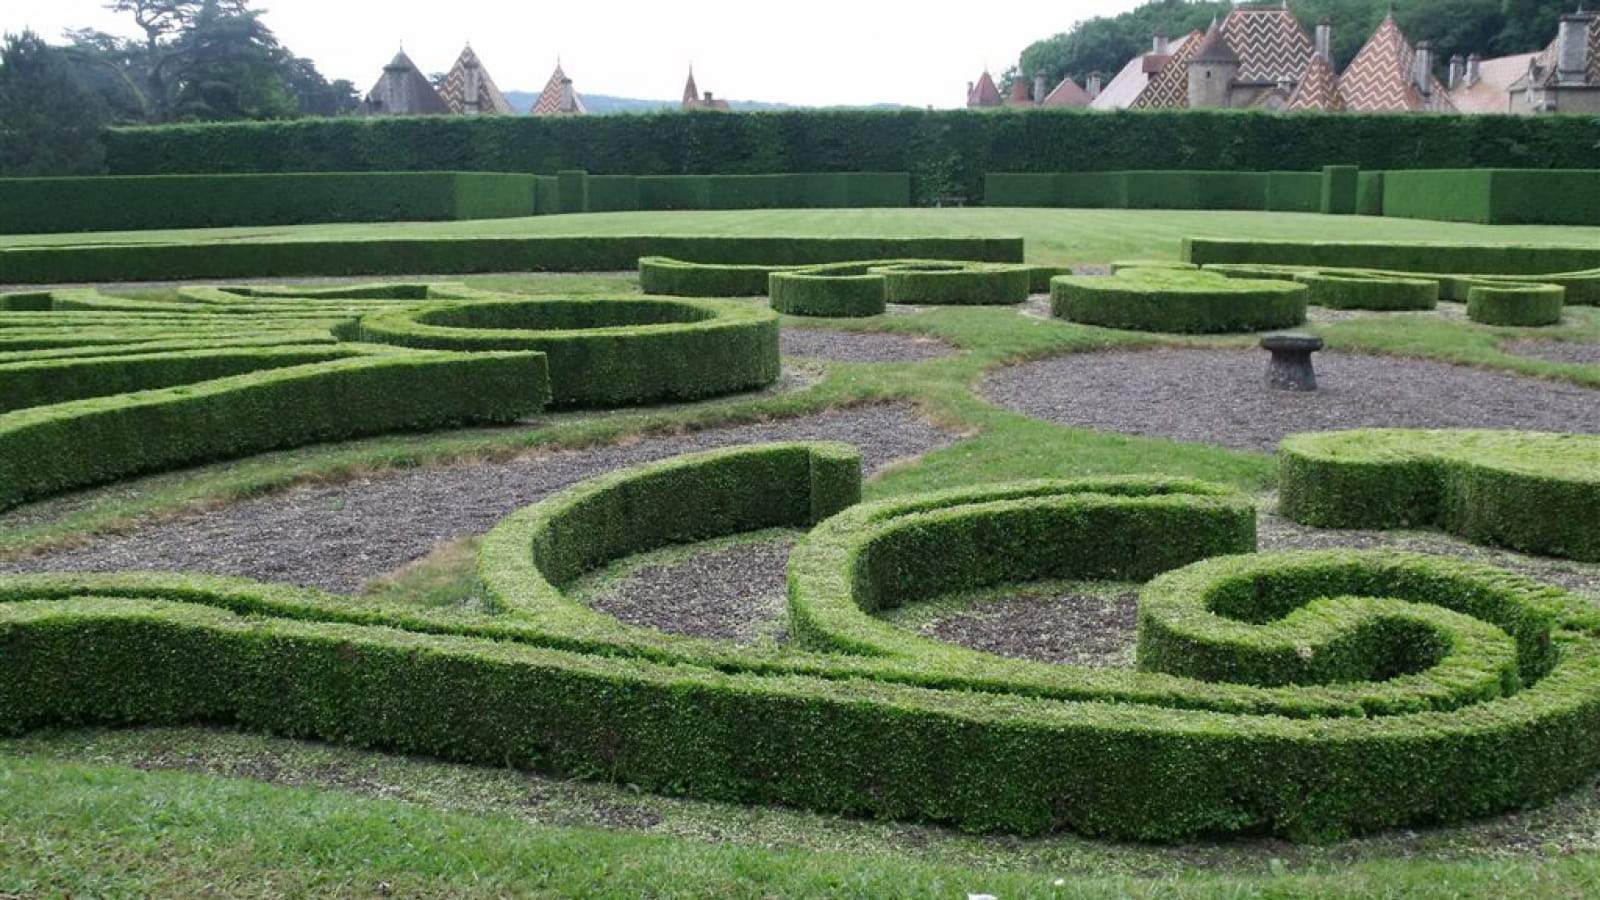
[6,204,1600,897]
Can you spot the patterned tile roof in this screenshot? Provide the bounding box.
[1129,28,1203,108]
[437,46,513,115]
[1286,51,1341,110]
[968,70,1002,107]
[1336,15,1452,112]
[365,49,449,115]
[531,62,586,116]
[1225,5,1313,84]
[1090,32,1193,109]
[1040,76,1091,107]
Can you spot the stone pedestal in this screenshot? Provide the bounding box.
[1261,331,1324,391]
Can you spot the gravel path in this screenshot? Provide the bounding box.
[984,348,1600,452]
[780,328,954,363]
[1502,339,1600,366]
[0,406,955,594]
[918,589,1140,668]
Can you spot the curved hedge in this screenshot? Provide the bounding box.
[1051,267,1308,333]
[1279,428,1600,561]
[0,285,561,510]
[768,264,887,318]
[872,261,1032,305]
[637,256,792,297]
[7,443,1600,841]
[357,295,779,407]
[1292,272,1439,310]
[1466,282,1565,326]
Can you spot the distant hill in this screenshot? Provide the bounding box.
[502,90,907,114]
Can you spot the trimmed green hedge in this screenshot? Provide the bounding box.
[9,442,1600,841]
[874,261,1031,305]
[585,172,910,212]
[357,295,779,407]
[0,350,549,510]
[1183,238,1600,276]
[1278,429,1600,561]
[1382,169,1600,225]
[0,236,1025,285]
[986,170,1322,212]
[1466,282,1565,326]
[768,264,887,318]
[99,110,1600,205]
[1051,267,1307,333]
[0,173,540,235]
[637,257,790,297]
[1290,272,1438,310]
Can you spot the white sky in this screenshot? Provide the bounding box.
[3,0,1147,108]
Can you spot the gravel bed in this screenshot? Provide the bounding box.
[780,328,954,363]
[1502,339,1600,366]
[984,348,1600,452]
[0,406,955,593]
[919,589,1140,668]
[586,536,798,645]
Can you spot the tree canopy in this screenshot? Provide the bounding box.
[0,30,109,176]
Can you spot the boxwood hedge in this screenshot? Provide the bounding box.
[356,295,780,407]
[1051,267,1307,333]
[1278,428,1600,562]
[1466,282,1565,326]
[6,443,1600,842]
[768,264,887,318]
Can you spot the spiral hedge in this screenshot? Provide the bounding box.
[1050,267,1308,333]
[6,442,1600,841]
[0,282,780,509]
[1279,429,1600,562]
[356,295,780,408]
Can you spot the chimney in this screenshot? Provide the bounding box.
[561,76,574,112]
[1466,53,1481,86]
[1448,54,1465,90]
[464,60,482,113]
[1034,71,1047,103]
[1414,40,1433,96]
[1153,29,1170,56]
[967,80,975,101]
[704,91,714,103]
[1557,13,1594,85]
[1315,17,1332,62]
[1087,72,1102,99]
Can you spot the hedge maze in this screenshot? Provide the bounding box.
[0,283,779,509]
[6,442,1600,842]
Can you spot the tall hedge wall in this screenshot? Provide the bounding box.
[100,109,1600,206]
[1383,169,1600,225]
[988,170,1322,212]
[0,173,541,235]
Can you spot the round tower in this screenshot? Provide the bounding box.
[1187,20,1241,108]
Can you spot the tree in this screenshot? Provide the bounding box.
[0,30,108,176]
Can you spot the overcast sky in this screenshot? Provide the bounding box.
[4,0,1148,108]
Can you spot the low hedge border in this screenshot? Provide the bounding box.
[873,261,1031,305]
[0,350,549,511]
[637,257,794,297]
[1050,267,1307,334]
[1291,272,1439,310]
[0,236,1026,285]
[641,256,1036,307]
[1278,428,1600,562]
[1183,238,1600,279]
[768,264,886,318]
[1466,282,1566,326]
[357,295,779,408]
[6,443,1600,841]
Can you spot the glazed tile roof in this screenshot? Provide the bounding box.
[1092,32,1194,109]
[1336,15,1452,112]
[1129,28,1203,108]
[531,62,586,115]
[437,46,514,115]
[1225,5,1313,84]
[1286,51,1341,110]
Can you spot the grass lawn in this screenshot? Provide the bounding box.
[7,207,1600,268]
[5,219,1600,897]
